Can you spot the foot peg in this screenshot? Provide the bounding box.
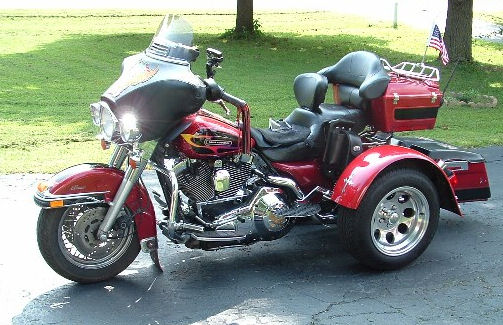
[280,203,321,217]
[152,190,168,209]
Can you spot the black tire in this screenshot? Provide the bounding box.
[337,168,439,270]
[37,205,140,283]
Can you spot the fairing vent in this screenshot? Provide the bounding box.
[146,42,172,59]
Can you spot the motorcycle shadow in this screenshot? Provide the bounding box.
[13,215,483,325]
[12,225,363,325]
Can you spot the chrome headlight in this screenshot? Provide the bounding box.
[119,113,141,142]
[89,102,102,126]
[99,104,118,141]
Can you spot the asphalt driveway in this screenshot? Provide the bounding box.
[1,146,502,324]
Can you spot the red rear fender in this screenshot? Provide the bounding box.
[331,145,461,215]
[37,163,156,240]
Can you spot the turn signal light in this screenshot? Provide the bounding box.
[129,158,138,169]
[101,139,111,150]
[449,173,458,187]
[49,200,64,208]
[37,182,48,193]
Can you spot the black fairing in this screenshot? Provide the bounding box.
[103,53,206,142]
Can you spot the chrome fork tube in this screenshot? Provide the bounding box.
[167,169,179,226]
[98,160,148,240]
[109,145,129,169]
[98,140,157,241]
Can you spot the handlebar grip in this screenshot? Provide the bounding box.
[221,91,247,108]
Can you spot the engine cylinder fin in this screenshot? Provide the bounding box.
[177,159,252,203]
[216,161,252,198]
[177,161,215,202]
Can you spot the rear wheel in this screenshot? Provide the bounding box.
[338,169,439,270]
[37,204,140,283]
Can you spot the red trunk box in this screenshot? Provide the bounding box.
[370,74,443,132]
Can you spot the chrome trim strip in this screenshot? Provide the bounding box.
[444,160,469,171]
[191,235,246,242]
[37,191,109,200]
[34,191,108,209]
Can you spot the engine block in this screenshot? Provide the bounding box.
[177,158,252,203]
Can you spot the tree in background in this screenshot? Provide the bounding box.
[223,0,261,39]
[236,0,254,34]
[444,0,473,62]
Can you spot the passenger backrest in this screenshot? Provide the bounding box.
[318,51,390,108]
[293,73,328,112]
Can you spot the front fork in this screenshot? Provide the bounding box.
[97,141,157,241]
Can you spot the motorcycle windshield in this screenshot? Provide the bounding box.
[147,14,198,62]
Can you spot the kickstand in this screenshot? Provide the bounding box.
[149,249,164,272]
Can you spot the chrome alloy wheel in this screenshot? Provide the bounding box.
[57,205,133,269]
[370,186,429,256]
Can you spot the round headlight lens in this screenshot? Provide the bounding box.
[89,102,102,126]
[100,105,118,141]
[119,113,141,142]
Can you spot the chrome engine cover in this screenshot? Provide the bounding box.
[253,192,288,232]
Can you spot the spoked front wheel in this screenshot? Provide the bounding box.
[37,204,140,283]
[338,168,439,270]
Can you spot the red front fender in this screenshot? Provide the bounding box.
[40,163,156,241]
[331,145,461,215]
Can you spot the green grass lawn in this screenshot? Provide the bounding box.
[478,11,503,25]
[0,10,502,173]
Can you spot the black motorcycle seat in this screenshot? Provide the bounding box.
[252,104,365,162]
[286,104,366,132]
[251,52,379,162]
[253,123,310,147]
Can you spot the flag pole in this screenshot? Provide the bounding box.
[442,60,459,95]
[421,22,435,65]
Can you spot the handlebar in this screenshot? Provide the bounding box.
[203,78,247,109]
[221,91,247,109]
[202,78,251,154]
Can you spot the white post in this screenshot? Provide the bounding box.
[393,2,398,29]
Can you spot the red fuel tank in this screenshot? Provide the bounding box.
[173,110,248,159]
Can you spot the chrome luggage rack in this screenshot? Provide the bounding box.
[381,58,440,82]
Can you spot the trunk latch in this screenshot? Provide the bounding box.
[393,92,399,105]
[431,92,438,103]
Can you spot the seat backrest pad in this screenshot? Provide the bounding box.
[318,51,390,100]
[293,73,328,112]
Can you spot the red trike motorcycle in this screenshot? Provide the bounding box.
[35,15,491,283]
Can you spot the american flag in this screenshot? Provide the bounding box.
[428,24,449,65]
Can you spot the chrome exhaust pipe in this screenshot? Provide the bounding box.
[266,176,304,199]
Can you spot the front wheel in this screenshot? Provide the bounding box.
[337,168,439,270]
[37,204,140,283]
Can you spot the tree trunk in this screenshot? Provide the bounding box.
[444,0,473,62]
[236,0,253,33]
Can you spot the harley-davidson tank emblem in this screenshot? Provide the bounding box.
[107,60,159,97]
[181,129,238,154]
[204,139,233,146]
